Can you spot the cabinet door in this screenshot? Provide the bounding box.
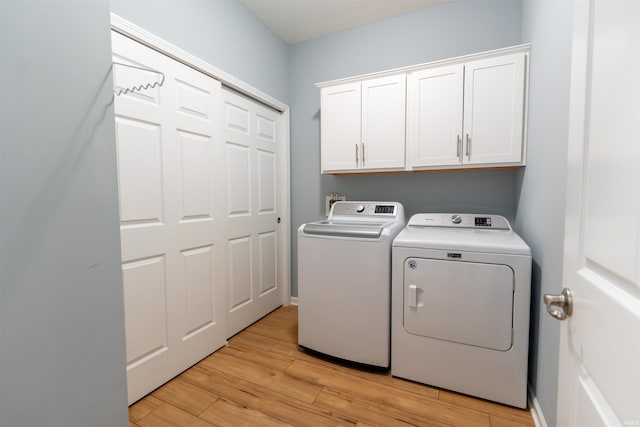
[320,82,361,172]
[463,52,526,165]
[361,74,406,170]
[406,64,464,168]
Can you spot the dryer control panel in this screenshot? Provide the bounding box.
[407,213,511,230]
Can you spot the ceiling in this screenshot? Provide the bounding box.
[239,0,452,45]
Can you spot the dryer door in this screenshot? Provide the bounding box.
[403,257,514,351]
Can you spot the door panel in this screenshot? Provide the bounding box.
[257,113,276,141]
[122,256,168,364]
[558,1,640,425]
[403,258,514,351]
[258,150,276,213]
[178,131,213,220]
[223,89,283,337]
[115,118,164,224]
[112,31,226,404]
[181,245,216,338]
[226,142,251,215]
[259,231,277,294]
[228,235,253,310]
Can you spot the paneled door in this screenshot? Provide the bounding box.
[222,88,284,337]
[555,1,639,426]
[112,31,226,404]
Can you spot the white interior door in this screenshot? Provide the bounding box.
[555,1,640,425]
[112,31,226,404]
[222,88,284,338]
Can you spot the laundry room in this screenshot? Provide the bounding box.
[1,1,637,427]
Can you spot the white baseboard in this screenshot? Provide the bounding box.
[528,384,549,427]
[290,296,299,306]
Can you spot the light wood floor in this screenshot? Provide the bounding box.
[129,305,534,427]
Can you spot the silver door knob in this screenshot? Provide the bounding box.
[543,288,573,320]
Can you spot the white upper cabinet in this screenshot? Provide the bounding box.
[320,74,406,173]
[407,52,527,169]
[320,82,361,172]
[361,75,406,171]
[318,45,529,174]
[462,53,526,166]
[406,64,464,167]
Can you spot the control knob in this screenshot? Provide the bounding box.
[451,214,462,224]
[356,204,365,213]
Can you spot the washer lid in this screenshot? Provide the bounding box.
[302,220,384,239]
[393,213,531,255]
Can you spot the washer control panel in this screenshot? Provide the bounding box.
[330,201,398,217]
[408,213,511,230]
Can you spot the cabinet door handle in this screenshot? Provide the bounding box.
[456,135,461,158]
[355,144,359,165]
[466,134,471,159]
[362,143,365,167]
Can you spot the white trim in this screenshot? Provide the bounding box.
[110,13,288,113]
[279,108,292,307]
[289,297,299,306]
[528,384,549,427]
[316,43,531,87]
[110,13,291,308]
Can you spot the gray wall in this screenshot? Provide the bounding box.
[0,1,129,426]
[289,0,523,296]
[516,1,574,425]
[110,0,290,104]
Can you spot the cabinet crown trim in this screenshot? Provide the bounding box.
[315,43,531,88]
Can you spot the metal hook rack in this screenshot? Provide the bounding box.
[112,62,165,96]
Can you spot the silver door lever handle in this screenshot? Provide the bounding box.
[543,288,573,320]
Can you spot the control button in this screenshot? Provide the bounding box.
[356,205,365,213]
[451,214,462,224]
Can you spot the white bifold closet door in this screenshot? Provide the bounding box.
[112,32,226,404]
[222,89,283,338]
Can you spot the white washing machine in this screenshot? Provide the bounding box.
[298,201,405,369]
[391,213,531,408]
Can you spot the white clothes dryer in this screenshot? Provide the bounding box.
[391,213,531,408]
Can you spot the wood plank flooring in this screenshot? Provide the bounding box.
[129,305,534,427]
